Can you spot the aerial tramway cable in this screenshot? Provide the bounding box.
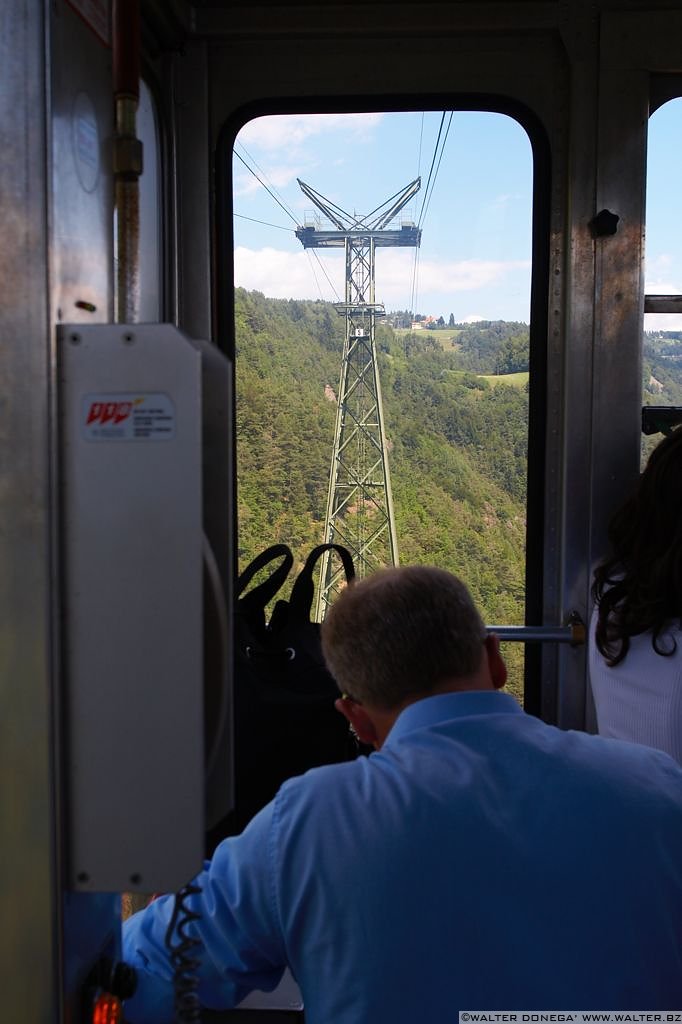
[418,112,454,230]
[234,145,341,302]
[233,213,293,232]
[408,111,453,319]
[233,149,299,225]
[417,112,446,228]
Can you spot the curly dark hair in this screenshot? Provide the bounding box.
[592,426,682,666]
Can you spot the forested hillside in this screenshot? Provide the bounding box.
[643,330,682,404]
[234,292,682,694]
[641,331,682,459]
[235,288,530,692]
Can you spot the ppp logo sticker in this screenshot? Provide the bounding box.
[82,393,175,441]
[86,399,140,426]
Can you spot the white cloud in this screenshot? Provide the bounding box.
[234,246,342,301]
[644,278,682,330]
[645,280,681,295]
[644,312,682,331]
[377,250,530,300]
[234,245,531,312]
[236,113,384,153]
[462,314,485,323]
[233,163,302,198]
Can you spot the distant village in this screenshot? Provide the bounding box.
[386,312,457,330]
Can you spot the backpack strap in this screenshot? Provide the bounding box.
[288,544,355,621]
[237,544,294,614]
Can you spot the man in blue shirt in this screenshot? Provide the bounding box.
[123,566,682,1021]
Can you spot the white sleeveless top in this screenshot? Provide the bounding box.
[589,604,682,764]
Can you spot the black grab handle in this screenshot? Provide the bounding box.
[237,544,293,612]
[289,544,355,619]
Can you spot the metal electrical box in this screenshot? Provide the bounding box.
[58,323,233,894]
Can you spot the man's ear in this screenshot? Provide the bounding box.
[484,633,508,690]
[334,697,379,747]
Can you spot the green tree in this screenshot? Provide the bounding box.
[494,333,530,375]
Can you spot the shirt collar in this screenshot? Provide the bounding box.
[384,690,523,746]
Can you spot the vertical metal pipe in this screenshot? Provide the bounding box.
[113,0,142,323]
[112,1,145,917]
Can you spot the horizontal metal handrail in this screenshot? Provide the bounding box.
[487,616,585,646]
[644,294,682,314]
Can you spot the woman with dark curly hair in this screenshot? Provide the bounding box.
[589,427,682,763]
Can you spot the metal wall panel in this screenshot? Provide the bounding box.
[0,2,56,1021]
[174,41,213,340]
[549,7,601,729]
[51,0,114,325]
[49,4,120,1018]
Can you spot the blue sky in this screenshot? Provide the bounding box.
[645,98,682,330]
[233,103,682,329]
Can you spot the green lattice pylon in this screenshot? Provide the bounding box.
[295,178,421,619]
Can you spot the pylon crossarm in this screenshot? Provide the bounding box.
[334,304,385,316]
[367,177,421,230]
[297,178,353,230]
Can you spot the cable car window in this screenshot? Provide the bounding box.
[642,96,682,458]
[137,79,162,321]
[233,111,533,699]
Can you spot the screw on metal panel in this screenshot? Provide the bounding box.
[123,332,135,344]
[70,333,81,344]
[567,610,586,647]
[129,872,142,885]
[77,871,90,883]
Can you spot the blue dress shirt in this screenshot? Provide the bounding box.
[123,691,682,1022]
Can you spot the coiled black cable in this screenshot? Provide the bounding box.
[164,883,203,1023]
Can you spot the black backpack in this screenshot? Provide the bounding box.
[206,543,359,851]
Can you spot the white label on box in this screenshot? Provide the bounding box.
[82,393,176,441]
